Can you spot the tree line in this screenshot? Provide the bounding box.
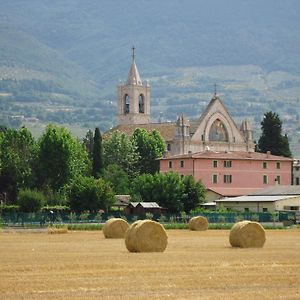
[0,125,206,214]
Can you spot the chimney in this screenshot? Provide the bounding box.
[266,151,271,158]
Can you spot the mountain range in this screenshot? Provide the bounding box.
[0,0,300,154]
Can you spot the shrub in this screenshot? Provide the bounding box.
[66,176,115,213]
[17,189,45,212]
[0,205,19,214]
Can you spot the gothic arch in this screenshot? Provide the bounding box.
[209,119,228,142]
[204,112,234,143]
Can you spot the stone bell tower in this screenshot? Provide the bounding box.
[117,47,151,125]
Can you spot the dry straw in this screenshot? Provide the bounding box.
[47,226,68,234]
[102,218,129,238]
[229,220,266,248]
[188,216,209,231]
[125,220,168,252]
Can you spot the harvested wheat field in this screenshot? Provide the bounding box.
[0,229,300,299]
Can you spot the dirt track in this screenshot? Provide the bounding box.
[0,229,299,299]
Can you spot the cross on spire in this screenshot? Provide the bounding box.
[214,83,217,96]
[132,46,135,61]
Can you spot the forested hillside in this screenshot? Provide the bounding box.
[0,0,300,154]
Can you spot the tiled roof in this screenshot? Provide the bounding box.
[216,195,299,203]
[249,185,300,196]
[207,187,262,197]
[161,150,293,161]
[105,122,176,141]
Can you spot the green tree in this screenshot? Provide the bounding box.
[92,127,104,178]
[0,127,38,203]
[131,172,185,213]
[257,111,292,157]
[182,176,206,213]
[102,164,130,194]
[66,176,115,213]
[103,131,140,180]
[83,129,94,158]
[132,128,166,174]
[37,124,90,191]
[17,189,45,213]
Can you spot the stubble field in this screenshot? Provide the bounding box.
[0,228,300,299]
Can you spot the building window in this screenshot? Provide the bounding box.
[224,174,232,184]
[168,161,172,169]
[209,119,228,142]
[244,208,249,212]
[124,94,130,114]
[263,162,267,169]
[180,160,184,168]
[276,162,281,169]
[212,174,218,184]
[167,143,171,151]
[296,167,300,171]
[201,134,204,141]
[224,160,232,168]
[263,208,268,212]
[213,160,218,168]
[296,177,300,185]
[263,175,268,184]
[138,94,144,113]
[275,175,281,185]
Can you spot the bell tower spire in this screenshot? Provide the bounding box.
[117,47,151,125]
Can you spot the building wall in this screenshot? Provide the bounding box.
[276,197,300,211]
[160,157,292,189]
[215,201,275,213]
[215,197,300,213]
[293,159,300,185]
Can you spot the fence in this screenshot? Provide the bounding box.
[0,210,296,227]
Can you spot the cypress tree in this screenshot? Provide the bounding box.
[257,111,292,157]
[92,127,104,178]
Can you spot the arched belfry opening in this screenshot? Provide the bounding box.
[124,94,130,114]
[209,119,228,142]
[139,94,144,113]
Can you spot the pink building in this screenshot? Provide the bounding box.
[160,150,293,198]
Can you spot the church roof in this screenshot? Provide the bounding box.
[127,60,142,85]
[105,122,177,141]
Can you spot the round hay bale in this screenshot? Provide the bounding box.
[229,220,266,248]
[102,218,129,238]
[188,216,209,231]
[125,220,168,252]
[124,220,142,252]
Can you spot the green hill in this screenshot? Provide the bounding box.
[0,0,300,154]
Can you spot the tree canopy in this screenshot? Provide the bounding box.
[132,128,166,174]
[257,111,292,157]
[66,176,115,213]
[131,172,206,213]
[0,127,37,203]
[103,131,140,180]
[37,124,90,191]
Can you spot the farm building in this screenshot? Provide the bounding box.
[124,202,163,215]
[215,185,300,213]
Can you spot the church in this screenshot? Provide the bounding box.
[107,50,293,199]
[108,50,255,156]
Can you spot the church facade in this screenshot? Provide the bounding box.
[109,52,255,156]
